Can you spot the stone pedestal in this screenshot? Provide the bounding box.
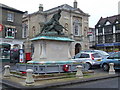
[109,63,115,74]
[4,65,10,78]
[31,35,74,61]
[25,69,34,85]
[76,65,83,78]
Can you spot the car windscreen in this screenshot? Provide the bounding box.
[95,50,109,56]
[110,52,120,58]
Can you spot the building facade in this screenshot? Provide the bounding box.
[88,28,96,49]
[0,3,24,59]
[22,1,90,57]
[95,15,120,52]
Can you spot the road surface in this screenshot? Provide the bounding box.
[51,77,120,89]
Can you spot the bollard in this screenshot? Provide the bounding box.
[76,65,83,78]
[109,63,115,74]
[4,65,10,78]
[25,69,34,85]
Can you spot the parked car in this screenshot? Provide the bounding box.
[100,51,120,71]
[107,52,116,56]
[71,52,102,69]
[80,50,109,59]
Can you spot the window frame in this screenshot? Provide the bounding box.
[22,23,28,38]
[115,23,120,30]
[73,20,80,36]
[104,25,113,34]
[7,11,14,22]
[5,27,16,39]
[105,34,113,43]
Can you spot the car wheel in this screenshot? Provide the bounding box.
[102,64,109,71]
[86,62,92,70]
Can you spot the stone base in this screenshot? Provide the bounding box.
[31,35,74,61]
[3,76,11,79]
[25,83,34,86]
[109,70,115,74]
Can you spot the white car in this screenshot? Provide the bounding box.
[80,50,109,59]
[71,52,102,69]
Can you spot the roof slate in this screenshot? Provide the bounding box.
[44,4,88,15]
[0,3,24,13]
[29,4,89,16]
[96,14,120,27]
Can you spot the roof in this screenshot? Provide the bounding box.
[30,35,74,42]
[45,4,89,16]
[30,4,89,16]
[0,3,24,13]
[95,14,120,27]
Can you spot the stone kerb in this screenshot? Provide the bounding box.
[109,63,115,74]
[25,69,35,86]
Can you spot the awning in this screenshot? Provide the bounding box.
[0,43,11,48]
[96,43,120,47]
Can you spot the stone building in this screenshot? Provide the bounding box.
[95,15,120,52]
[22,1,90,57]
[88,28,96,49]
[0,3,24,59]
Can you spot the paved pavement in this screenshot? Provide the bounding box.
[1,68,120,90]
[2,72,118,90]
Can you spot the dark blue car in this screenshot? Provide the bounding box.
[100,51,120,71]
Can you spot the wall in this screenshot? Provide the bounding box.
[1,8,23,39]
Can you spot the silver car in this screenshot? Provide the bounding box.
[80,50,109,59]
[72,52,102,69]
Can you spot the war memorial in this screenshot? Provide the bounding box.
[15,9,87,74]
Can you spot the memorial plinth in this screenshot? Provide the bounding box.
[30,35,74,62]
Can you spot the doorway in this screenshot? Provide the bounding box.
[75,43,81,55]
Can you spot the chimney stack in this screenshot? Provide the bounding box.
[118,1,120,14]
[23,11,28,17]
[39,4,43,11]
[73,0,78,8]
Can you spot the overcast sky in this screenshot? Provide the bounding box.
[1,0,120,27]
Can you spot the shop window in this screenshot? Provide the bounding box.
[5,27,16,38]
[0,43,11,59]
[7,12,14,22]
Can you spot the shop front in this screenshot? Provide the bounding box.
[96,43,120,52]
[0,38,25,64]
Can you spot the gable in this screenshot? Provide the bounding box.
[115,21,119,24]
[105,21,111,25]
